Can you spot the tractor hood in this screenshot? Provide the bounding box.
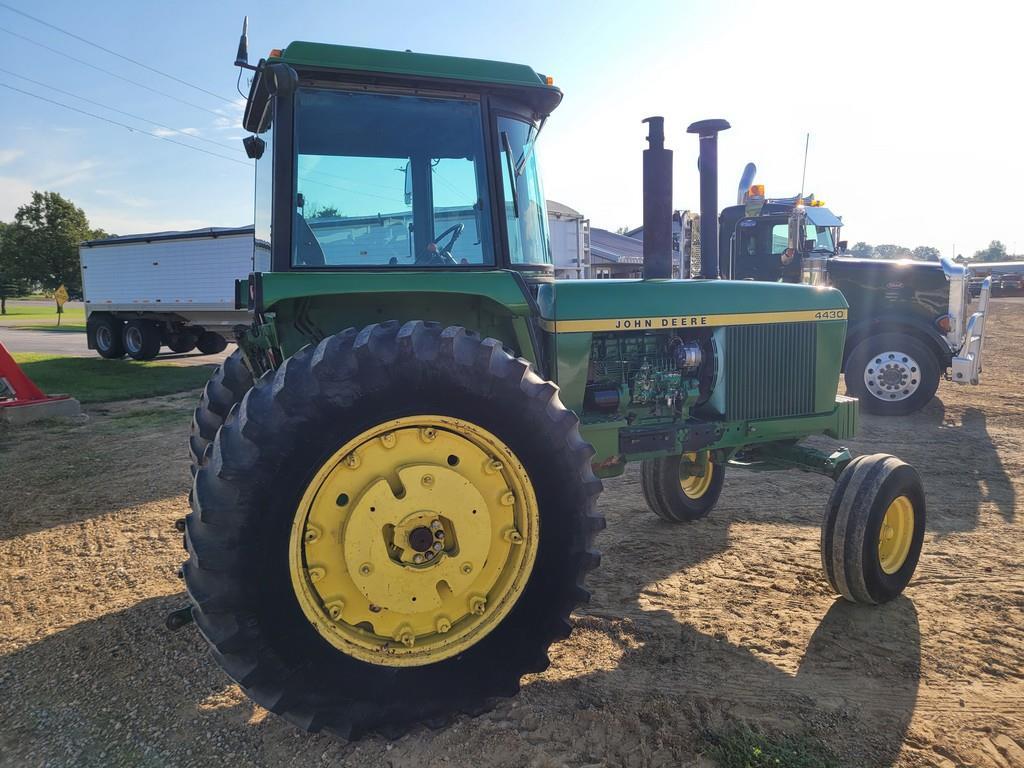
[537,279,847,332]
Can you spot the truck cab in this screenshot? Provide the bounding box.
[715,187,991,416]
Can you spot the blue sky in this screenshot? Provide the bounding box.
[0,0,1020,257]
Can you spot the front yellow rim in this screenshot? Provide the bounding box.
[679,452,714,499]
[878,495,914,574]
[289,415,539,667]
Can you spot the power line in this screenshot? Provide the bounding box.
[0,25,228,118]
[0,82,249,167]
[0,65,242,152]
[0,1,235,104]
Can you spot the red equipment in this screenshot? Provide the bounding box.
[0,341,72,410]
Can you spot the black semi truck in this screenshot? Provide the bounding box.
[714,179,991,415]
[629,172,991,416]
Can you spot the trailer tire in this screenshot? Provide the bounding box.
[822,453,925,604]
[184,321,604,738]
[197,332,228,355]
[89,315,125,359]
[168,333,198,354]
[123,320,161,360]
[189,348,254,472]
[844,333,940,416]
[641,453,724,522]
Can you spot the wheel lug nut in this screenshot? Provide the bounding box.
[345,453,360,469]
[469,596,486,615]
[358,563,372,576]
[436,617,451,634]
[430,520,442,531]
[501,492,515,506]
[434,530,445,540]
[380,432,396,448]
[421,428,437,442]
[327,601,344,620]
[421,474,435,487]
[461,562,473,575]
[395,626,415,647]
[505,528,523,544]
[432,542,443,552]
[485,459,503,474]
[413,554,425,564]
[304,525,321,543]
[308,567,326,582]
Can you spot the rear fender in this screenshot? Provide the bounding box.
[843,315,952,372]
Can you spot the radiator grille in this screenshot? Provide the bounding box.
[725,322,817,420]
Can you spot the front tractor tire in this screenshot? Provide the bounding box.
[184,321,604,738]
[822,453,925,605]
[641,452,724,522]
[844,333,940,416]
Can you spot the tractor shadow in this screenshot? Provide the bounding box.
[531,476,923,767]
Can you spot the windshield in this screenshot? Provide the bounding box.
[497,116,552,266]
[292,89,492,268]
[769,221,835,254]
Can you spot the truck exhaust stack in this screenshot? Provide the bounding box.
[686,119,731,279]
[642,116,673,280]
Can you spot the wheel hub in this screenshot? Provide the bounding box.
[878,495,914,574]
[863,351,921,402]
[289,416,539,667]
[679,452,713,499]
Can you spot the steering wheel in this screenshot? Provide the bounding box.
[414,223,465,266]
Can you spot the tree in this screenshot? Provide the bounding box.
[973,240,1007,263]
[3,191,94,298]
[615,226,632,235]
[874,243,913,260]
[912,246,942,261]
[849,241,874,258]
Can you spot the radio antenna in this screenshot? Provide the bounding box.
[799,132,810,200]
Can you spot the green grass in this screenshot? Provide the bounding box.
[705,725,839,768]
[0,303,85,328]
[10,353,215,404]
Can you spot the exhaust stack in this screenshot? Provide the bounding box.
[642,116,673,280]
[686,119,731,279]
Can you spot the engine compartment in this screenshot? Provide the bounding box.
[584,330,717,420]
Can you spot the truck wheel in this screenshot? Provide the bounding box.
[196,331,228,355]
[88,315,124,359]
[167,333,198,354]
[640,452,724,522]
[184,321,604,738]
[189,348,254,472]
[844,333,940,416]
[123,320,161,361]
[822,453,925,605]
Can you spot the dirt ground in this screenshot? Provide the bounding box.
[1,300,1022,768]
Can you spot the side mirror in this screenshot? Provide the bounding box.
[242,135,265,160]
[403,162,412,206]
[787,208,807,253]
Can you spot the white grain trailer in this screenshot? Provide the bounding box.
[80,226,255,360]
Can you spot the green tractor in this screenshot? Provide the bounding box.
[179,29,926,737]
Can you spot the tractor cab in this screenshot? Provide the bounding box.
[242,42,561,275]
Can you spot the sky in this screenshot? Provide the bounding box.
[0,0,1021,258]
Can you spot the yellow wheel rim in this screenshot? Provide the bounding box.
[878,495,914,574]
[679,452,714,499]
[289,415,539,667]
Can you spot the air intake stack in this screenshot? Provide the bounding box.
[686,119,731,279]
[641,116,673,280]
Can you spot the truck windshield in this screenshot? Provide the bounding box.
[497,116,552,266]
[291,89,493,268]
[770,222,835,254]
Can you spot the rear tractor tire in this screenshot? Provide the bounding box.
[822,453,925,604]
[184,321,604,738]
[196,331,228,355]
[641,452,724,522]
[88,315,125,359]
[123,319,161,361]
[188,348,254,471]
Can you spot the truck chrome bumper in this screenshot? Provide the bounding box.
[951,277,991,385]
